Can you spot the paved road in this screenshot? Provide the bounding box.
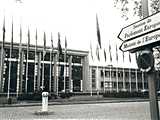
[0,101,152,120]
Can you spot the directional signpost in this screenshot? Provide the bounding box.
[120,29,160,52]
[118,12,160,41]
[118,5,160,120]
[119,12,160,52]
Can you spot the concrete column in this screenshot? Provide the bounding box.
[82,55,89,92]
[1,50,5,93]
[16,50,24,95]
[37,52,41,91]
[89,67,92,96]
[53,54,57,93]
[69,55,72,92]
[0,48,5,93]
[33,53,38,91]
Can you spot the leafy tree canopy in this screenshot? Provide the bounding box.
[114,0,159,20]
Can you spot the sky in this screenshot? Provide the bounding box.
[0,0,142,68]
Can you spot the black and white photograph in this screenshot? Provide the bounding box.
[0,0,160,119]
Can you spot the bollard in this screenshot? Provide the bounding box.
[42,92,48,112]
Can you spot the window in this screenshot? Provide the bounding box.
[92,69,96,88]
[105,71,109,77]
[113,71,116,77]
[101,81,104,88]
[101,70,104,77]
[72,55,81,64]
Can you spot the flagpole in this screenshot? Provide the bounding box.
[122,52,126,91]
[34,29,37,91]
[51,35,54,93]
[42,32,46,91]
[123,67,125,91]
[7,39,12,99]
[116,67,119,93]
[142,71,144,90]
[90,42,93,96]
[90,67,92,96]
[64,37,67,92]
[0,44,4,92]
[17,25,22,97]
[109,65,112,92]
[64,56,66,92]
[57,32,61,96]
[42,49,45,91]
[96,65,99,94]
[116,45,119,93]
[103,67,105,92]
[109,44,112,92]
[25,29,30,93]
[64,52,66,93]
[7,20,13,99]
[129,68,131,92]
[49,49,52,92]
[57,50,59,96]
[135,69,138,92]
[25,43,28,93]
[0,17,5,93]
[129,53,132,92]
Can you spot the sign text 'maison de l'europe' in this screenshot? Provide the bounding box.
[123,30,160,51]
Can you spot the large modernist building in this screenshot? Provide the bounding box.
[0,42,160,97]
[0,42,89,97]
[89,66,148,93]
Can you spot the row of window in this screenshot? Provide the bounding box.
[100,70,143,78]
[4,49,82,64]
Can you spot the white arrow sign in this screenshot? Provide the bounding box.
[120,30,160,52]
[118,12,160,41]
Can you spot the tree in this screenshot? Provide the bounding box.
[114,0,160,20]
[115,0,160,70]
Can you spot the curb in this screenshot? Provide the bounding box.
[0,98,150,108]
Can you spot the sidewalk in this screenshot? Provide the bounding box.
[0,95,150,107]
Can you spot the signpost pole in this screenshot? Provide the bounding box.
[148,70,159,120]
[141,0,159,120]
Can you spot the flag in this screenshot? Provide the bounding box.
[20,25,22,44]
[58,32,62,55]
[116,44,118,62]
[43,32,46,57]
[19,25,22,52]
[90,42,94,61]
[129,52,131,63]
[135,52,138,60]
[109,44,112,62]
[65,36,67,49]
[35,29,38,52]
[11,20,13,51]
[27,28,30,49]
[96,45,100,61]
[51,33,54,52]
[43,32,46,50]
[96,14,102,49]
[2,17,5,48]
[104,48,106,62]
[64,36,67,60]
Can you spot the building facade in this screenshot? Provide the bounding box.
[89,66,148,93]
[1,42,160,98]
[0,42,89,96]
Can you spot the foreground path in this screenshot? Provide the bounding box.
[0,101,151,120]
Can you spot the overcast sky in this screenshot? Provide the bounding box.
[0,0,142,68]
